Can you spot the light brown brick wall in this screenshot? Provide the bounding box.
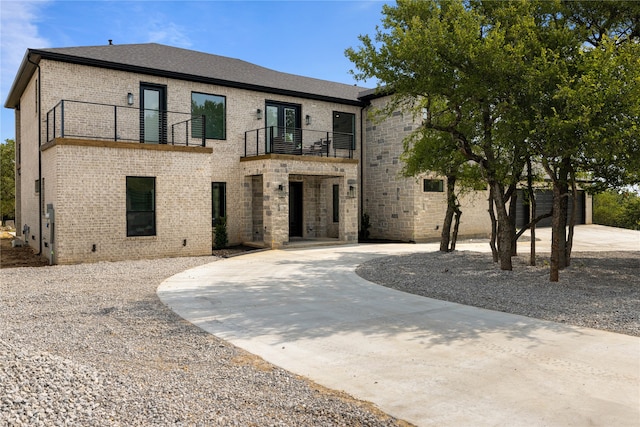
[42,140,212,264]
[16,58,363,261]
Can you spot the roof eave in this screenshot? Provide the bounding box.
[4,49,41,109]
[19,49,365,107]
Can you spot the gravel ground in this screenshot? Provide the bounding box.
[356,250,640,337]
[0,257,403,427]
[2,249,638,426]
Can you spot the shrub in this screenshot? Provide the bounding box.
[214,217,228,249]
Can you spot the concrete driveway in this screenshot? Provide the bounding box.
[158,225,639,426]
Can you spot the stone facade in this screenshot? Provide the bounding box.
[362,97,491,242]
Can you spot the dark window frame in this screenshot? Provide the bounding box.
[333,184,340,223]
[212,182,227,225]
[126,176,156,237]
[192,92,226,140]
[423,179,444,192]
[332,111,356,150]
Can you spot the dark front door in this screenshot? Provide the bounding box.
[266,102,301,153]
[289,181,303,237]
[140,84,167,143]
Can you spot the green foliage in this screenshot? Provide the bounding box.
[0,139,16,223]
[347,0,640,275]
[213,216,228,249]
[593,191,640,230]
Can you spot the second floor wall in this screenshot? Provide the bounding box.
[17,58,364,171]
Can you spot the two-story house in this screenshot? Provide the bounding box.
[5,43,590,264]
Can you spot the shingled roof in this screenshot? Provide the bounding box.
[5,43,371,108]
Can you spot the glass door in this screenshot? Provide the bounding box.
[140,84,166,143]
[265,102,301,153]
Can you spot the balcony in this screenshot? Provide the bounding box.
[45,100,206,147]
[244,127,354,159]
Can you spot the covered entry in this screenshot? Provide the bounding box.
[241,155,359,249]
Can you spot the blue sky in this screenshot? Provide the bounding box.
[1,0,389,143]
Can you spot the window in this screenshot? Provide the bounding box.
[126,177,155,236]
[333,185,339,222]
[192,92,226,140]
[212,182,226,225]
[423,179,444,192]
[333,112,356,150]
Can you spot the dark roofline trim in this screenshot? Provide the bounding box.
[30,49,365,107]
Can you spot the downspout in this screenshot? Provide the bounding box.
[27,53,42,255]
[359,104,366,235]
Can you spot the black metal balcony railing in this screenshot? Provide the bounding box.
[45,100,206,147]
[243,126,354,159]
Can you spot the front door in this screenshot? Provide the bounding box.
[289,181,303,237]
[265,102,301,153]
[140,84,167,143]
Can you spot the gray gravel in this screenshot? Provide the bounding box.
[356,250,640,337]
[1,257,401,427]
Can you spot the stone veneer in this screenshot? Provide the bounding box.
[362,97,491,242]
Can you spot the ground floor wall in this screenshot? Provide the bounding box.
[364,173,492,243]
[40,139,212,264]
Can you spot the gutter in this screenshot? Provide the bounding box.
[27,53,42,255]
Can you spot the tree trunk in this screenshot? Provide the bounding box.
[440,175,457,252]
[450,206,462,252]
[527,157,536,266]
[488,186,498,263]
[509,190,518,257]
[550,183,562,282]
[490,181,513,271]
[566,169,577,267]
[557,158,570,269]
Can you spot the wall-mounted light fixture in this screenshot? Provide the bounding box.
[348,185,357,198]
[278,184,284,191]
[256,108,263,120]
[127,92,134,106]
[305,114,311,126]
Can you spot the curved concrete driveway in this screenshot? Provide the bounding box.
[159,226,639,426]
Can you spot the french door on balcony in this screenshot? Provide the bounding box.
[265,101,301,153]
[140,83,167,143]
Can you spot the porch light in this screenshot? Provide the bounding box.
[305,114,311,125]
[256,108,263,120]
[127,92,134,105]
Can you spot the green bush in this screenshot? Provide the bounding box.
[214,217,228,249]
[593,191,640,230]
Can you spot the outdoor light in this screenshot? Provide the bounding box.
[348,185,356,198]
[256,108,263,120]
[127,92,134,105]
[305,114,311,125]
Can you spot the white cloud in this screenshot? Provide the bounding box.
[145,18,192,48]
[1,1,51,100]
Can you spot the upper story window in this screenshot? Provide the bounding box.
[333,111,356,150]
[192,92,226,140]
